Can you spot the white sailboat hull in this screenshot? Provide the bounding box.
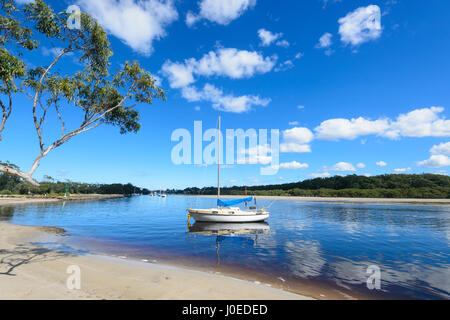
[187,208,269,223]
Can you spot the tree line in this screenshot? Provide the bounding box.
[170,174,450,199]
[0,171,150,196]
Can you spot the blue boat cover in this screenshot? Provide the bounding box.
[217,197,253,207]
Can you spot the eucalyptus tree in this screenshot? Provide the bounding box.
[0,0,165,186]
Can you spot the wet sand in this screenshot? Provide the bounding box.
[178,195,450,205]
[0,222,311,300]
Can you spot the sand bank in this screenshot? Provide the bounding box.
[0,222,311,300]
[178,195,450,205]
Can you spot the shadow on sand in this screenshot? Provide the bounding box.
[0,244,74,276]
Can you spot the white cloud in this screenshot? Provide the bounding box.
[77,0,178,55]
[295,52,304,59]
[161,61,195,88]
[315,107,450,141]
[274,60,294,72]
[417,155,450,168]
[289,121,299,126]
[430,142,450,156]
[280,127,314,153]
[280,143,311,153]
[268,161,309,170]
[330,162,356,172]
[309,172,331,178]
[316,32,333,48]
[186,0,256,26]
[383,107,450,139]
[279,161,308,170]
[376,161,387,167]
[394,167,411,173]
[276,40,290,48]
[356,163,366,169]
[315,117,389,140]
[161,48,276,88]
[338,5,382,46]
[240,144,272,164]
[297,105,305,110]
[181,84,270,113]
[258,28,282,46]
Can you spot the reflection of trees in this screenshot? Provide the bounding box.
[301,203,450,232]
[0,245,72,276]
[0,206,14,221]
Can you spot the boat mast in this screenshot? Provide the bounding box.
[218,115,221,200]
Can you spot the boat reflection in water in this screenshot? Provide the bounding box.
[187,222,270,267]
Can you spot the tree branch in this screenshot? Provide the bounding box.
[26,81,136,177]
[0,92,13,141]
[0,164,39,186]
[32,50,69,151]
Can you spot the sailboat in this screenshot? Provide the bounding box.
[187,116,270,223]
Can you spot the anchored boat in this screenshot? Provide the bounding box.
[187,116,270,223]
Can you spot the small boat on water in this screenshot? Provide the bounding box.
[187,197,269,222]
[187,116,269,223]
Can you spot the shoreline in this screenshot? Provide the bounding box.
[0,222,312,300]
[176,195,450,205]
[0,194,124,207]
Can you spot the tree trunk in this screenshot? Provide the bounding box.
[0,165,40,186]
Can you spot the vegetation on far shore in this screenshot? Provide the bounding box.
[170,174,450,199]
[0,172,150,196]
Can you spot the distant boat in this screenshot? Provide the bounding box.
[187,116,269,223]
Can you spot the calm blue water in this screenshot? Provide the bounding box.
[1,196,449,299]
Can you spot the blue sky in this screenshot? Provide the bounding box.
[2,0,450,189]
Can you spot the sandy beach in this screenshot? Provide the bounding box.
[178,195,450,205]
[0,222,311,300]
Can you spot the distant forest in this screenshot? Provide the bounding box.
[0,172,150,196]
[169,174,450,199]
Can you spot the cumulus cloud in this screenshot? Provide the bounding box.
[267,161,309,170]
[430,142,450,156]
[258,28,282,46]
[330,162,357,172]
[338,5,382,46]
[316,32,333,48]
[417,142,450,168]
[161,48,276,88]
[315,107,450,141]
[417,155,450,168]
[280,127,314,153]
[356,163,366,169]
[309,172,331,178]
[376,161,387,167]
[77,0,178,55]
[384,107,450,139]
[186,0,256,26]
[394,167,411,172]
[181,84,270,113]
[315,117,389,140]
[239,144,273,164]
[276,40,290,48]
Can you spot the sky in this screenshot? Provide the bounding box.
[2,0,450,190]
